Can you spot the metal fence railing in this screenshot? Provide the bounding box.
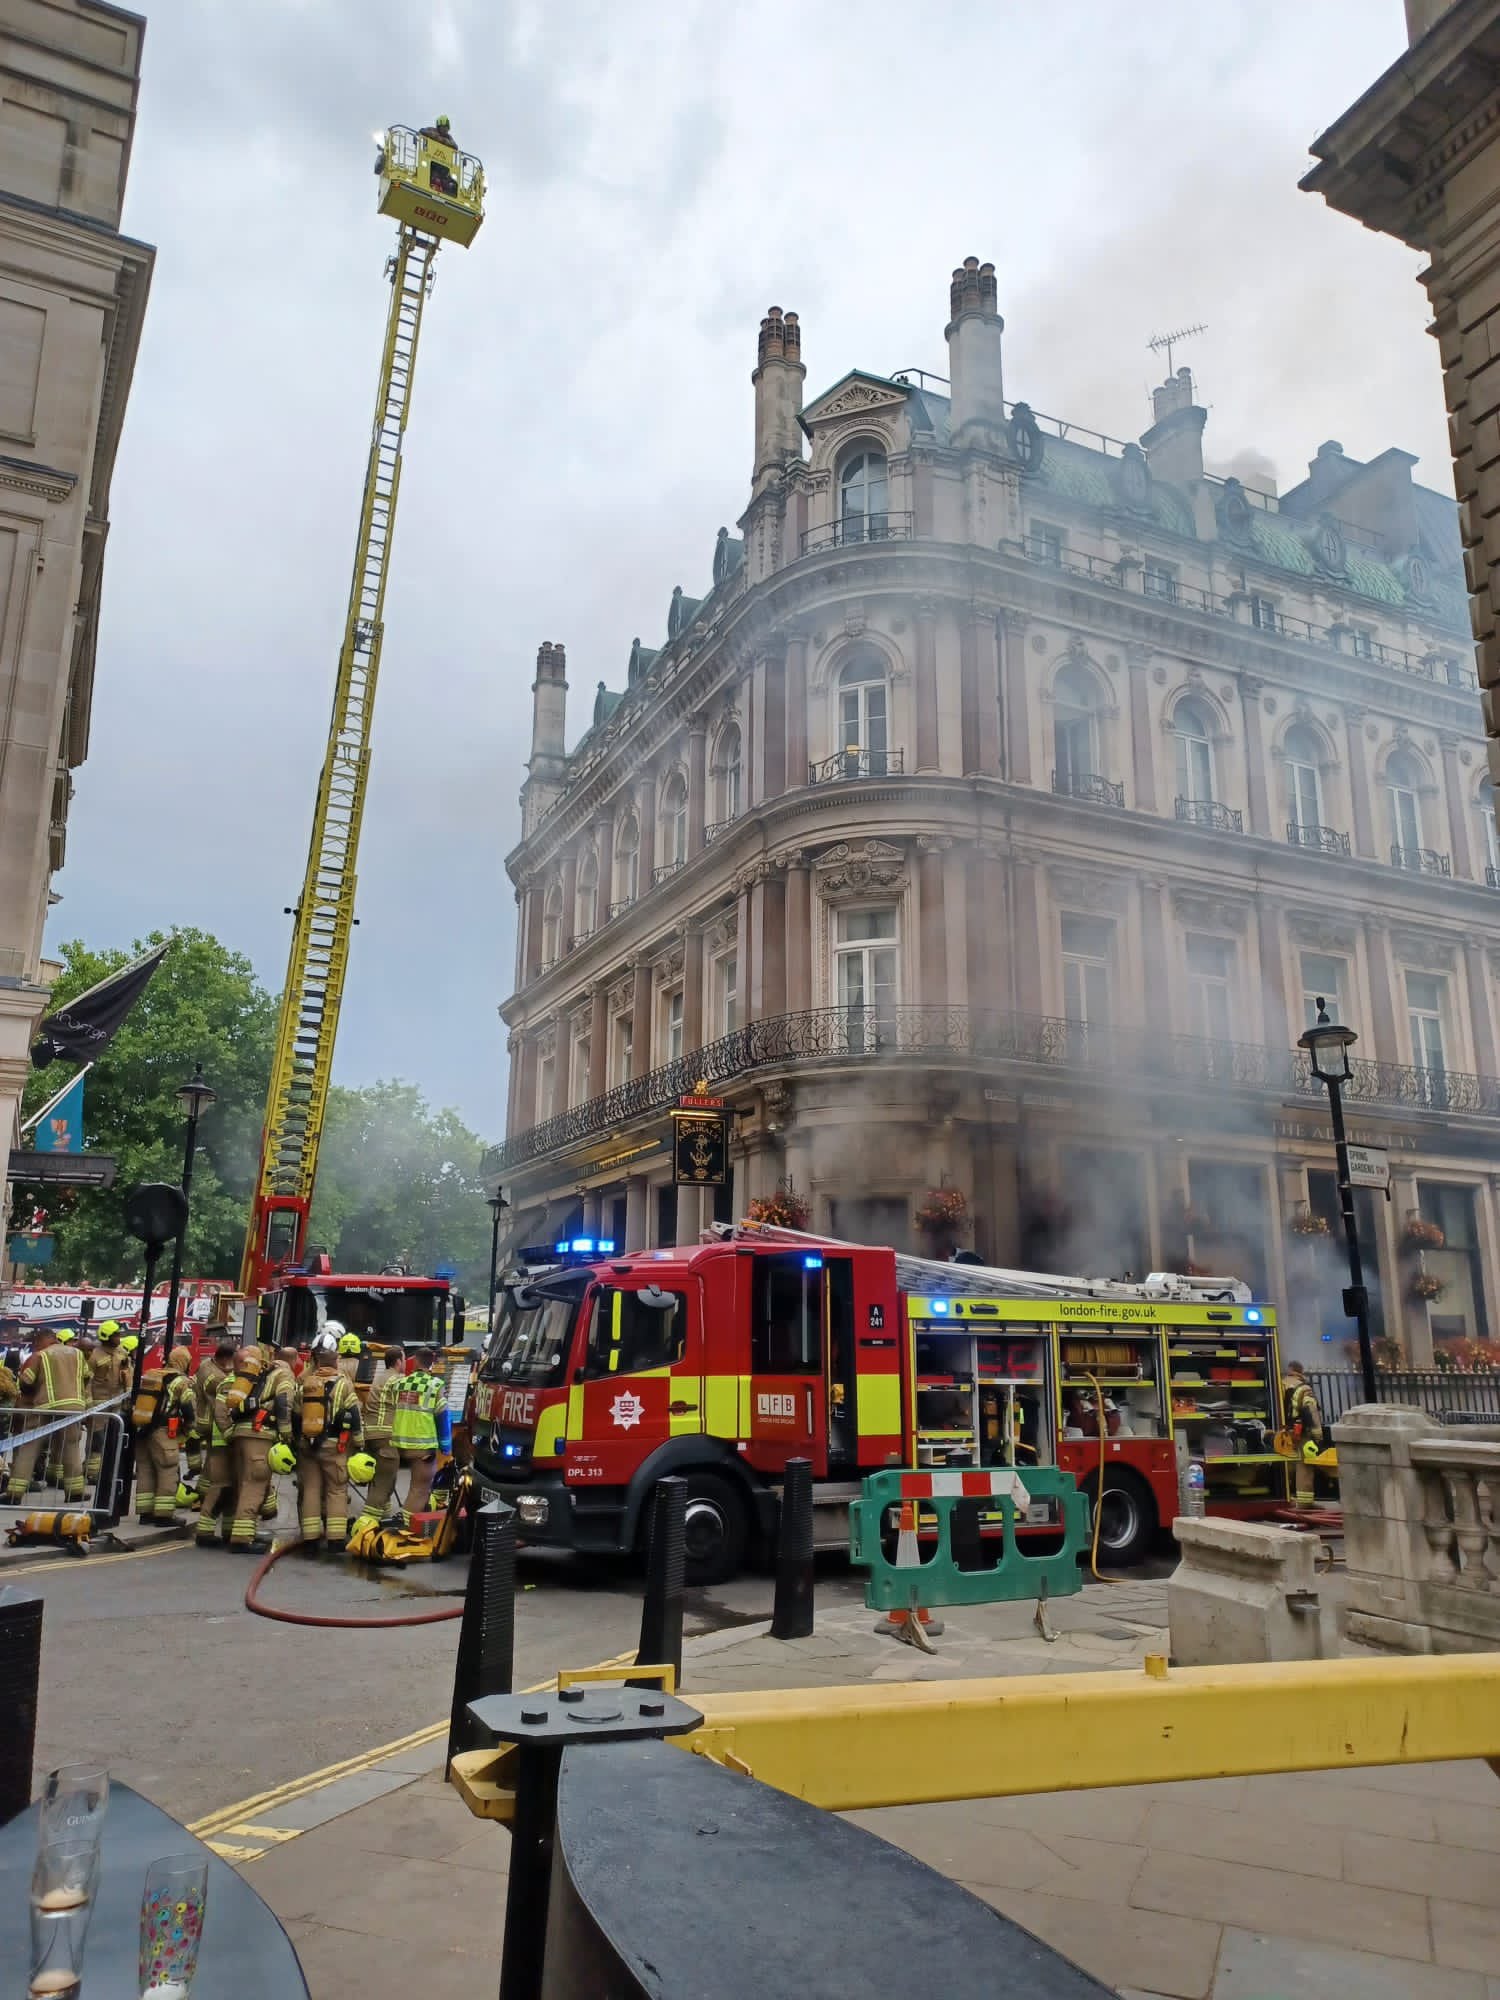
[0,1400,126,1526]
[1311,1369,1500,1427]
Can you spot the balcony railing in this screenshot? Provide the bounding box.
[1175,797,1243,834]
[808,747,905,784]
[1052,770,1124,807]
[1487,866,1500,890]
[1286,822,1351,856]
[652,859,686,887]
[799,512,915,557]
[487,1005,1500,1171]
[608,896,637,920]
[704,816,740,844]
[1391,844,1451,877]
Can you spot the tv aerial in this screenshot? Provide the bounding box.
[1148,323,1206,376]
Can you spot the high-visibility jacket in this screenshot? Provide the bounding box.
[0,1362,17,1407]
[193,1359,230,1448]
[363,1366,408,1445]
[390,1370,444,1452]
[18,1343,88,1411]
[88,1344,131,1403]
[293,1367,363,1452]
[133,1370,195,1436]
[1285,1379,1324,1444]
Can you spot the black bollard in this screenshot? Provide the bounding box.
[631,1477,685,1689]
[446,1496,517,1774]
[770,1457,815,1640]
[0,1588,42,1825]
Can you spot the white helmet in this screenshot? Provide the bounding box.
[320,1318,346,1342]
[311,1330,339,1357]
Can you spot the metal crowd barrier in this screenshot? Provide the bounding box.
[0,1399,126,1531]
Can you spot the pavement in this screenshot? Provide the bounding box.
[221,1571,1500,2000]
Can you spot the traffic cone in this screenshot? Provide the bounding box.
[874,1499,943,1644]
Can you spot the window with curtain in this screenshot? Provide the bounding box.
[575,851,598,937]
[1406,971,1447,1078]
[1283,725,1324,834]
[1060,915,1112,1049]
[837,654,890,774]
[1172,698,1216,804]
[613,815,639,906]
[663,987,684,1062]
[839,450,888,543]
[713,724,742,825]
[835,908,898,1049]
[541,885,563,964]
[716,951,739,1035]
[1185,933,1234,1041]
[1053,663,1101,790]
[1477,780,1500,880]
[659,774,688,868]
[1299,953,1347,1031]
[1386,748,1425,861]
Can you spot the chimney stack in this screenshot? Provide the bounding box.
[522,640,568,833]
[945,256,1005,447]
[1140,365,1207,487]
[751,305,805,494]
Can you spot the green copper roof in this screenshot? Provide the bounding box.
[1039,445,1114,507]
[1344,550,1404,604]
[1249,517,1316,575]
[1151,484,1194,535]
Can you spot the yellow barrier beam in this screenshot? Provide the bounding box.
[674,1653,1500,1812]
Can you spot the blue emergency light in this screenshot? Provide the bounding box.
[1246,1308,1263,1324]
[803,1254,823,1270]
[930,1299,949,1314]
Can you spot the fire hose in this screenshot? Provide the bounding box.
[243,1471,471,1629]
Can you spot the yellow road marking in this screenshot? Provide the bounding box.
[11,1537,190,1576]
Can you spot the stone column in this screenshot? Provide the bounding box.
[560,852,578,954]
[1440,733,1473,878]
[1240,674,1272,837]
[1257,900,1289,1053]
[636,772,656,887]
[505,1031,522,1133]
[762,645,787,798]
[588,984,608,1099]
[1362,917,1400,1063]
[1344,706,1376,859]
[917,837,948,1008]
[958,609,981,776]
[1125,644,1158,814]
[523,880,543,984]
[1276,1153,1308,1218]
[999,610,1032,784]
[972,609,1001,775]
[580,1191,601,1235]
[517,1034,538,1125]
[944,843,971,1013]
[1012,855,1044,1017]
[758,865,787,1020]
[914,599,940,771]
[683,924,705,1056]
[737,873,755,1022]
[625,1175,649,1251]
[911,448,935,537]
[967,850,998,1014]
[785,629,809,792]
[1140,876,1171,1036]
[629,957,652,1078]
[783,851,812,1015]
[687,723,708,859]
[595,815,615,918]
[1464,939,1497,1077]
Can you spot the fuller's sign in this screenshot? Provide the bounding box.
[670,1082,730,1186]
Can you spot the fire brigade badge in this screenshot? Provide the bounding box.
[610,1389,646,1431]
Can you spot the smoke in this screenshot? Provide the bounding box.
[1208,447,1280,497]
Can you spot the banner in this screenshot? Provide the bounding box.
[31,940,170,1069]
[32,1071,84,1154]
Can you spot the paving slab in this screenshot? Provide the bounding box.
[1130,1847,1433,1965]
[964,1880,1222,1999]
[1434,1897,1500,1977]
[1213,1927,1487,2000]
[1344,1826,1498,1907]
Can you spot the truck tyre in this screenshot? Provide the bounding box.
[681,1471,749,1586]
[1088,1468,1157,1569]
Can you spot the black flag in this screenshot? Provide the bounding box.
[31,941,170,1069]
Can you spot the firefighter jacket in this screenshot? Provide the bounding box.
[193,1359,230,1448]
[293,1367,363,1452]
[1284,1379,1324,1444]
[390,1370,444,1453]
[0,1361,17,1407]
[215,1362,292,1444]
[132,1369,195,1437]
[362,1365,408,1444]
[18,1343,88,1411]
[88,1344,131,1403]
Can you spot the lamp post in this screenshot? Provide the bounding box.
[161,1063,216,1360]
[1297,999,1378,1406]
[486,1185,509,1329]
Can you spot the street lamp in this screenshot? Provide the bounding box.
[486,1185,509,1328]
[160,1063,216,1359]
[1297,999,1378,1406]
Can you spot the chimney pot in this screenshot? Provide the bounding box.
[757,306,789,368]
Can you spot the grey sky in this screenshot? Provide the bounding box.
[57,0,1443,1142]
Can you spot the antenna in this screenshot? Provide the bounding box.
[1148,323,1206,377]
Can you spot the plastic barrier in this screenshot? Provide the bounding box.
[849,1465,1090,1612]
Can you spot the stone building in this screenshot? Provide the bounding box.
[0,0,153,1190]
[493,256,1500,1368]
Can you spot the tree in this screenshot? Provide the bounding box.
[308,1080,491,1299]
[15,930,277,1282]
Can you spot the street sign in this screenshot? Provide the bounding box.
[1345,1144,1390,1193]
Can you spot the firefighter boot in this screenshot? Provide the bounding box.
[228,1436,274,1551]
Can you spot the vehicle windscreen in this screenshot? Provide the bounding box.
[281,1285,438,1347]
[481,1287,583,1388]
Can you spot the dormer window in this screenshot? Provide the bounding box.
[839,451,888,545]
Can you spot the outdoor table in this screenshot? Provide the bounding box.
[0,1781,308,1997]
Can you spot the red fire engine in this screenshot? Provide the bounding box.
[468,1226,1287,1583]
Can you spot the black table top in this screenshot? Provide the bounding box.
[0,1783,308,1998]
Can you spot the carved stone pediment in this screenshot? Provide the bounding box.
[702,907,739,956]
[801,371,909,430]
[1172,889,1250,935]
[1049,866,1121,914]
[1391,931,1457,973]
[606,977,633,1014]
[534,1022,557,1059]
[1286,909,1358,953]
[814,838,907,901]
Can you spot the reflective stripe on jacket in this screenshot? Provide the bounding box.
[20,1344,88,1411]
[390,1371,443,1451]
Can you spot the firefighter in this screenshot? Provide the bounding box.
[335,1327,362,1385]
[390,1345,445,1526]
[217,1345,292,1553]
[293,1331,364,1550]
[192,1338,239,1546]
[1283,1360,1325,1508]
[259,1347,305,1524]
[5,1327,88,1504]
[84,1319,131,1483]
[131,1345,196,1524]
[353,1342,405,1529]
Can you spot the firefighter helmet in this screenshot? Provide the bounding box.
[268,1442,296,1474]
[348,1452,377,1483]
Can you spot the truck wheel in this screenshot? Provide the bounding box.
[681,1472,748,1587]
[1089,1469,1157,1569]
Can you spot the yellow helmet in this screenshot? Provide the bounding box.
[1302,1438,1322,1463]
[348,1452,377,1483]
[268,1442,296,1475]
[119,1333,140,1353]
[55,1326,75,1342]
[337,1332,362,1357]
[98,1320,122,1340]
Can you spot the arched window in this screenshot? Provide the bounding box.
[1053,662,1101,793]
[1283,724,1324,837]
[660,772,688,870]
[541,882,563,965]
[837,653,890,777]
[712,724,742,829]
[613,814,639,909]
[1478,779,1500,882]
[1386,747,1425,865]
[839,450,888,544]
[575,850,598,938]
[1172,697,1216,806]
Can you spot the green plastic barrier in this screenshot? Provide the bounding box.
[848,1465,1090,1612]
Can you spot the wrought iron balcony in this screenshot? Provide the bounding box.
[1487,866,1500,890]
[1391,844,1451,877]
[809,747,905,784]
[1175,797,1243,834]
[1052,770,1124,807]
[652,859,685,887]
[799,511,914,557]
[486,1005,1500,1172]
[704,816,739,844]
[1286,822,1351,856]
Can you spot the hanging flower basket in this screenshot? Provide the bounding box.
[1410,1272,1447,1303]
[1372,1336,1406,1370]
[1288,1206,1331,1239]
[915,1187,969,1235]
[747,1186,809,1230]
[1403,1215,1446,1251]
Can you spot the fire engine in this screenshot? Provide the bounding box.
[468,1225,1288,1583]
